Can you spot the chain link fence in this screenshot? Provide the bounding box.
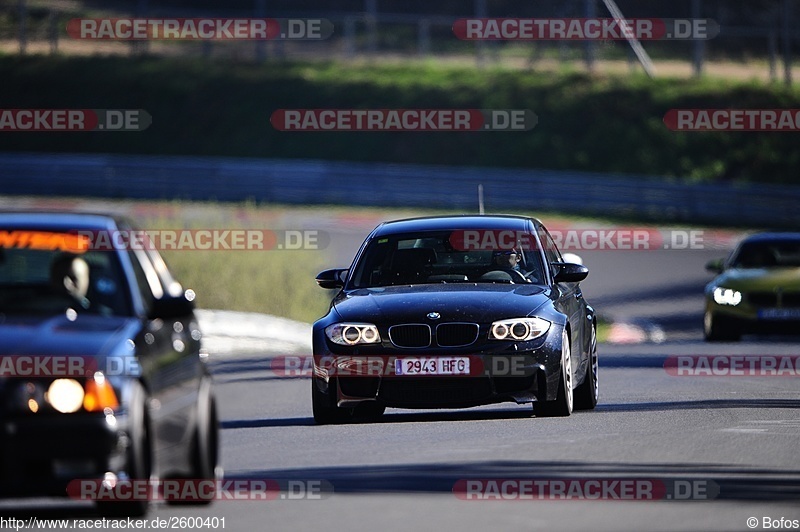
[2,0,797,83]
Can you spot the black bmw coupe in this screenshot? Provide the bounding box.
[311,215,598,424]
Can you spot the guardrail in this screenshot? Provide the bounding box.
[1,152,798,227]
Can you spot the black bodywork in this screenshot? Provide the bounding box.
[0,212,218,513]
[311,215,598,423]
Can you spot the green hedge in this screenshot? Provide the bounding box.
[2,55,799,184]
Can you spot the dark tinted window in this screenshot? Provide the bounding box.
[731,240,800,268]
[350,230,544,288]
[0,245,132,316]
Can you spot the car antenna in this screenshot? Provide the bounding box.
[478,184,485,215]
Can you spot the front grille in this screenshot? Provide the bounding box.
[378,377,493,406]
[389,324,431,348]
[748,292,777,307]
[782,293,800,308]
[436,323,479,347]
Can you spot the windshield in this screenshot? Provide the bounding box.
[730,240,800,269]
[0,237,133,316]
[349,231,545,288]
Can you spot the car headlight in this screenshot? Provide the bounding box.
[489,317,550,341]
[325,323,382,345]
[46,379,85,413]
[712,287,742,306]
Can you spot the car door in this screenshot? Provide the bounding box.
[537,225,586,382]
[127,246,200,474]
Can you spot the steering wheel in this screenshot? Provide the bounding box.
[506,269,530,284]
[479,269,530,284]
[523,270,540,283]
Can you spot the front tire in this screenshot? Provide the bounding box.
[534,329,573,418]
[703,310,741,342]
[574,325,598,411]
[97,381,152,517]
[312,377,352,425]
[168,380,219,506]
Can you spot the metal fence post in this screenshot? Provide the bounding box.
[474,0,487,68]
[18,0,27,55]
[691,0,704,77]
[584,0,596,72]
[783,0,792,85]
[365,0,378,55]
[769,30,778,82]
[417,18,431,57]
[255,0,267,62]
[48,9,59,54]
[344,16,356,58]
[133,0,149,56]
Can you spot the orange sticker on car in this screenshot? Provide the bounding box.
[0,231,90,253]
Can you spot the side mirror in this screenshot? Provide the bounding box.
[552,262,589,283]
[705,258,725,273]
[149,289,196,320]
[316,269,348,289]
[561,253,584,266]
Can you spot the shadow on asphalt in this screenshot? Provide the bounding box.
[221,395,800,430]
[598,398,800,411]
[230,459,800,501]
[221,407,537,430]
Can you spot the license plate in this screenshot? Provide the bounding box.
[394,357,470,376]
[758,308,800,320]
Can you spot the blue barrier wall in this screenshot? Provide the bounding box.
[1,152,797,227]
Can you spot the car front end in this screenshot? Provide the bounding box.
[312,283,568,411]
[704,234,800,341]
[0,314,145,498]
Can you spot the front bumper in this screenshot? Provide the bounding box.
[332,370,547,409]
[312,325,564,409]
[706,300,800,334]
[0,413,125,497]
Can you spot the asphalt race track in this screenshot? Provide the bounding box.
[2,224,799,532]
[165,337,800,532]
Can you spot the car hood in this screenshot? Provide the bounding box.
[713,267,800,291]
[332,283,551,323]
[0,313,141,359]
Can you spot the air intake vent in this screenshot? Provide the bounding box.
[388,324,431,348]
[436,323,479,347]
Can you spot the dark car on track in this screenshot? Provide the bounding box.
[311,215,598,424]
[704,232,800,341]
[0,212,218,514]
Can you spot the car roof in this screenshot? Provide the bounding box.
[0,211,123,232]
[741,232,800,243]
[370,214,540,237]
